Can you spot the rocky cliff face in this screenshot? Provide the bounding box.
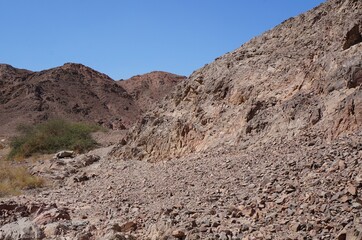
[111,0,362,162]
[0,64,183,137]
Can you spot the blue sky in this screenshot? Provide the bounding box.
[0,1,325,80]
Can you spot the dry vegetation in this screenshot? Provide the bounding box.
[0,163,44,197]
[0,119,102,197]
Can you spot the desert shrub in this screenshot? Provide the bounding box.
[0,163,44,197]
[8,119,100,160]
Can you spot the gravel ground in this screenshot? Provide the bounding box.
[1,131,361,239]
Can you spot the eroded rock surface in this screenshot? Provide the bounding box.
[111,0,362,162]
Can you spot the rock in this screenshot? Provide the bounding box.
[337,225,362,240]
[171,229,186,239]
[113,221,137,233]
[338,231,347,240]
[33,208,71,225]
[352,202,362,209]
[237,205,255,217]
[218,231,229,240]
[55,151,75,159]
[340,195,350,203]
[285,184,296,193]
[43,222,68,237]
[74,173,90,183]
[199,226,208,232]
[290,222,304,232]
[348,184,357,196]
[81,154,101,166]
[0,218,44,240]
[338,160,347,170]
[77,232,93,240]
[275,195,287,205]
[0,202,18,212]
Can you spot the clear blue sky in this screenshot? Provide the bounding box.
[0,1,325,80]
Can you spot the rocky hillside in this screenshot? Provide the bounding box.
[0,64,183,137]
[1,128,361,239]
[2,1,362,239]
[118,71,186,113]
[111,0,362,162]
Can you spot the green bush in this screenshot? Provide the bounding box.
[8,119,100,160]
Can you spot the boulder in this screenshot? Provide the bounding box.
[0,218,44,240]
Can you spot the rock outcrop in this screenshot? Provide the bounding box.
[111,0,362,162]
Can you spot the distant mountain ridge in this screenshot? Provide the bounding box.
[0,63,185,136]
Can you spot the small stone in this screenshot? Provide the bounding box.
[77,232,93,240]
[43,222,62,237]
[220,229,233,237]
[81,154,100,166]
[339,195,349,203]
[211,221,221,228]
[55,151,75,158]
[355,175,362,186]
[348,184,357,196]
[285,184,296,193]
[218,231,228,240]
[337,230,347,240]
[352,202,362,209]
[309,229,317,237]
[33,208,71,225]
[199,226,208,232]
[290,222,303,232]
[172,229,186,239]
[241,206,255,217]
[338,160,346,170]
[113,221,137,232]
[275,195,287,204]
[74,173,90,183]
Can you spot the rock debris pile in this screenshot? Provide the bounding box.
[1,132,361,239]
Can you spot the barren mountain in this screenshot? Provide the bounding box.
[0,64,183,137]
[111,0,362,162]
[118,71,186,113]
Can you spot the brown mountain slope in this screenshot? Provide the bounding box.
[111,0,362,161]
[118,71,186,112]
[0,63,184,137]
[0,63,137,136]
